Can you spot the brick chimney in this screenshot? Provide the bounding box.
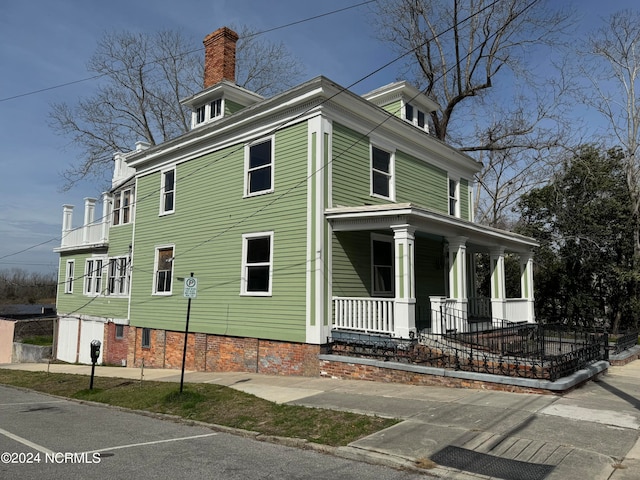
[203,27,239,88]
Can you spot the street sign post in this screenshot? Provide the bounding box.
[180,273,196,393]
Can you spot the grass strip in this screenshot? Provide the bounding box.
[0,369,397,446]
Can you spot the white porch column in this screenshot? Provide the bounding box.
[447,237,468,319]
[490,247,506,320]
[520,251,535,323]
[62,205,74,234]
[82,198,96,244]
[101,192,110,242]
[391,224,416,338]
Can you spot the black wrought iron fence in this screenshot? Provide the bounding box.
[328,311,613,381]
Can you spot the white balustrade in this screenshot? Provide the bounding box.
[332,297,395,334]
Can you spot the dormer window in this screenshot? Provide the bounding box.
[210,98,222,119]
[404,102,429,133]
[193,98,223,127]
[196,106,206,124]
[405,104,414,123]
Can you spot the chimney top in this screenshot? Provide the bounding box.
[203,27,239,88]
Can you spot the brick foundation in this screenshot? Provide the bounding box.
[128,327,321,376]
[319,360,560,395]
[102,323,129,366]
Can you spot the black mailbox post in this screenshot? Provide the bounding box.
[89,340,101,390]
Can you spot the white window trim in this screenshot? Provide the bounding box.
[194,105,206,126]
[403,100,429,132]
[84,256,105,297]
[210,98,223,120]
[160,167,176,215]
[65,260,75,294]
[240,231,274,296]
[153,244,175,295]
[449,177,460,217]
[112,187,134,226]
[371,233,394,297]
[244,136,275,197]
[370,144,395,201]
[107,256,130,296]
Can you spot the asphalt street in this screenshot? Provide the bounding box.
[3,360,640,479]
[0,386,431,480]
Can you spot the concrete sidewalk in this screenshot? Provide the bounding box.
[2,361,640,480]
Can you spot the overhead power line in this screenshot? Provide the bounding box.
[0,1,377,104]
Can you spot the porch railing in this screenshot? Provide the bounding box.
[332,297,394,334]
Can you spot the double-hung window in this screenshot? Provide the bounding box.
[371,146,393,199]
[246,138,273,196]
[113,188,133,226]
[371,235,394,296]
[160,168,175,214]
[107,257,129,295]
[449,179,459,216]
[64,260,74,294]
[154,246,174,294]
[241,232,273,295]
[84,258,103,295]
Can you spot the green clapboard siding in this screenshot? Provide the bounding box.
[332,123,392,207]
[129,121,309,343]
[381,99,402,117]
[332,231,372,297]
[225,99,245,116]
[396,150,448,213]
[56,250,129,320]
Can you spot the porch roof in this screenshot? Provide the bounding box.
[325,203,538,253]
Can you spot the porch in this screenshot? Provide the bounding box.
[327,203,538,339]
[332,296,535,336]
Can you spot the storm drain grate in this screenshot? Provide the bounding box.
[430,446,554,480]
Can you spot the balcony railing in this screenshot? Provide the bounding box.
[332,297,394,335]
[60,223,108,249]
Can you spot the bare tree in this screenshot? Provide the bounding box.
[371,0,574,226]
[579,10,640,307]
[50,27,305,190]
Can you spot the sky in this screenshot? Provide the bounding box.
[0,0,637,276]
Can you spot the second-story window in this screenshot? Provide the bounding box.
[113,188,133,226]
[449,179,459,216]
[371,146,393,199]
[160,168,175,214]
[246,138,273,196]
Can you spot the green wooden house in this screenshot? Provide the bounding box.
[54,27,537,373]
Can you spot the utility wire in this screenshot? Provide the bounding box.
[6,0,535,289]
[0,1,377,104]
